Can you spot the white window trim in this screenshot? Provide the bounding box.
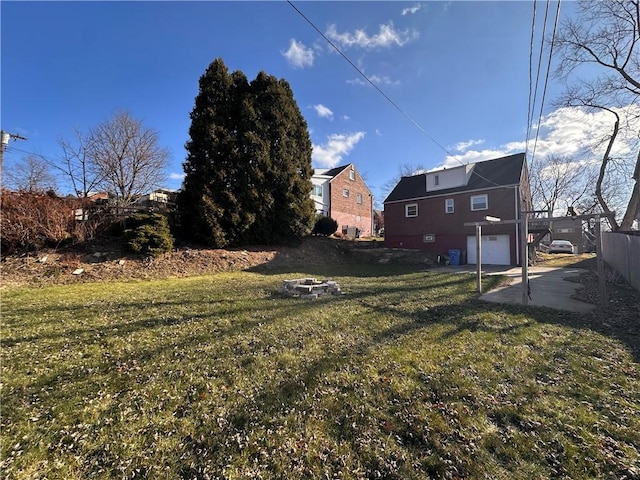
[445,198,454,214]
[405,203,418,218]
[356,193,363,204]
[343,188,350,197]
[349,169,355,181]
[470,194,488,211]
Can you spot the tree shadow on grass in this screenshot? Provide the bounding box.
[4,267,639,478]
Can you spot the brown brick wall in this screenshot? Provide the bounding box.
[329,166,373,237]
[384,186,521,261]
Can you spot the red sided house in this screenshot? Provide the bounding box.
[383,153,532,265]
[311,164,374,238]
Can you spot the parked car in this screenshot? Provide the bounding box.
[549,240,574,254]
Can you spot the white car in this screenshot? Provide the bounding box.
[549,240,574,254]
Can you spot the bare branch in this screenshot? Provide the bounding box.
[86,111,170,206]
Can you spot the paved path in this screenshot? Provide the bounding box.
[440,265,596,313]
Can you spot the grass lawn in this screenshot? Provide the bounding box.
[2,264,639,479]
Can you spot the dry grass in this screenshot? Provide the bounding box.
[2,263,639,479]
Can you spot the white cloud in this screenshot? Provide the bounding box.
[312,132,366,168]
[169,172,185,181]
[441,149,517,169]
[439,105,640,169]
[312,104,334,120]
[454,139,485,152]
[325,22,417,50]
[375,129,383,137]
[283,39,314,68]
[402,3,422,15]
[531,106,640,160]
[341,115,350,121]
[347,74,400,86]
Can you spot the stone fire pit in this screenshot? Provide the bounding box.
[279,278,343,299]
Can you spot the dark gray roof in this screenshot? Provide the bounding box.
[384,153,526,203]
[322,164,350,178]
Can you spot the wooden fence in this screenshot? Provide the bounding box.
[602,231,640,292]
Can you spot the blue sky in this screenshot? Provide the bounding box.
[2,1,635,207]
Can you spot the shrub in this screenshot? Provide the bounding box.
[312,215,338,236]
[0,190,80,254]
[123,213,174,257]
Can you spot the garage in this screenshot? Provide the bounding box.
[466,234,511,265]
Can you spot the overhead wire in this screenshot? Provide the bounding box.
[529,0,562,167]
[286,0,502,186]
[527,0,550,156]
[3,145,53,162]
[526,0,538,157]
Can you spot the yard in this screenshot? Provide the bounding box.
[2,258,639,479]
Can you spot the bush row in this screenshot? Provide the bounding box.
[0,191,174,257]
[1,191,342,257]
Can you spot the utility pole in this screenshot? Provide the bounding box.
[1,130,28,183]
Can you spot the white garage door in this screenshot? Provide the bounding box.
[466,234,511,265]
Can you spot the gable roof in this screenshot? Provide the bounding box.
[318,164,350,178]
[384,153,526,204]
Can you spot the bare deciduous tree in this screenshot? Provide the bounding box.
[530,154,597,216]
[554,0,640,229]
[88,111,169,206]
[57,127,103,198]
[55,111,170,205]
[3,154,56,193]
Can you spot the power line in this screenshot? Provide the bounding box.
[286,2,452,155]
[526,0,550,162]
[529,0,562,167]
[526,0,538,155]
[286,0,502,187]
[4,145,53,162]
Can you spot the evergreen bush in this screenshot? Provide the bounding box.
[312,215,338,236]
[123,213,174,257]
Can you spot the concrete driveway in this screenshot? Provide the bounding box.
[440,265,596,313]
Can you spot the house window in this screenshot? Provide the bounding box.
[356,193,363,204]
[434,175,439,186]
[424,234,435,243]
[343,188,350,197]
[405,203,418,217]
[445,198,454,214]
[356,215,361,222]
[349,169,355,181]
[470,194,488,211]
[313,184,322,197]
[557,227,573,233]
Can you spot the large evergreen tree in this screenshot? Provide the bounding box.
[245,72,315,245]
[177,58,315,247]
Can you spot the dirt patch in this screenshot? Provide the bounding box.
[0,237,338,287]
[0,237,439,288]
[3,238,638,357]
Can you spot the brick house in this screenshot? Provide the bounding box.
[311,164,373,237]
[383,153,532,265]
